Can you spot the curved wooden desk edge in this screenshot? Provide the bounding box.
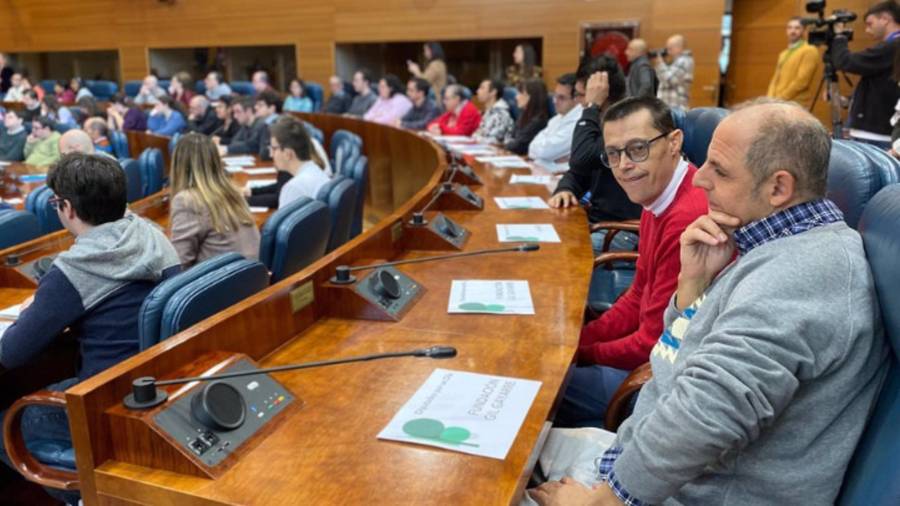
[66,115,449,505]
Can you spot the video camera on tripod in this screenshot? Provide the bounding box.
[801,0,857,45]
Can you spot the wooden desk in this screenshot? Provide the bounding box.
[125,131,172,176]
[65,117,592,505]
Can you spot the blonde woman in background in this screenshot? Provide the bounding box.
[169,133,261,267]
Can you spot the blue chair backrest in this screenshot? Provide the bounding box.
[119,158,143,203]
[54,122,73,134]
[838,184,900,505]
[40,80,56,95]
[302,121,324,145]
[682,107,728,167]
[316,176,357,253]
[349,155,368,238]
[329,129,363,160]
[110,130,129,159]
[138,148,164,196]
[158,80,171,91]
[826,140,884,230]
[334,142,360,177]
[86,80,118,100]
[503,86,519,121]
[0,210,41,249]
[169,132,181,156]
[124,80,142,98]
[305,81,324,112]
[194,80,207,95]
[546,94,556,117]
[33,187,62,234]
[259,197,331,283]
[138,253,251,349]
[844,141,900,188]
[670,107,687,135]
[24,185,48,215]
[230,81,255,96]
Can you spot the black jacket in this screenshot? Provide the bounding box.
[831,35,900,136]
[627,56,659,99]
[226,118,268,156]
[213,120,240,145]
[247,170,293,209]
[554,105,643,223]
[324,93,353,114]
[187,107,222,136]
[505,116,548,155]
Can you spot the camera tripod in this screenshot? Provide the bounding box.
[809,48,853,139]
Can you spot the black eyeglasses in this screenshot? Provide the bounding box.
[48,195,66,210]
[601,132,670,167]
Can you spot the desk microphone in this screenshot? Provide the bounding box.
[330,243,540,286]
[124,346,458,412]
[409,182,452,226]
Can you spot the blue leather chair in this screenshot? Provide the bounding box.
[158,80,171,92]
[110,130,129,159]
[503,86,519,121]
[25,186,63,235]
[86,80,118,100]
[138,148,164,196]
[53,122,73,134]
[39,80,56,95]
[316,176,357,253]
[119,158,143,203]
[124,80,142,98]
[838,184,900,505]
[348,155,368,238]
[230,81,255,96]
[305,81,324,112]
[844,141,900,188]
[0,210,41,249]
[670,107,687,135]
[24,185,48,215]
[169,132,181,156]
[329,129,363,160]
[259,197,331,283]
[194,80,207,95]
[682,107,728,167]
[302,121,324,145]
[329,130,363,176]
[138,253,269,349]
[826,140,885,230]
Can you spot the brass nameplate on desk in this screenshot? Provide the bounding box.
[391,221,404,243]
[290,282,314,313]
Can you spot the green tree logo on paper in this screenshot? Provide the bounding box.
[504,236,540,242]
[457,302,506,313]
[402,418,479,447]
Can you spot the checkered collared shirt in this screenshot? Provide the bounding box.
[596,445,648,506]
[733,198,845,256]
[656,51,694,110]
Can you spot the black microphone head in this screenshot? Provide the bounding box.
[330,265,357,285]
[124,376,168,410]
[423,346,458,359]
[518,243,540,252]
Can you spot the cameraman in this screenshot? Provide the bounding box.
[832,1,900,148]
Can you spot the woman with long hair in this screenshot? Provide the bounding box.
[169,132,261,267]
[504,78,549,155]
[506,43,542,86]
[364,74,413,125]
[168,71,195,108]
[407,41,448,95]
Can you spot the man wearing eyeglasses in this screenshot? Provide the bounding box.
[554,96,708,429]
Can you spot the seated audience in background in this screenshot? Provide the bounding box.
[556,97,707,428]
[407,42,448,95]
[211,96,240,145]
[529,99,887,506]
[347,69,377,117]
[271,116,331,209]
[528,73,583,167]
[147,96,187,136]
[21,77,44,101]
[24,116,62,167]
[625,38,659,99]
[506,43,542,86]
[283,79,314,113]
[399,77,440,130]
[168,71,195,108]
[655,34,695,110]
[77,95,102,120]
[69,77,92,101]
[0,154,180,505]
[217,97,266,156]
[42,95,77,129]
[550,55,642,253]
[364,74,413,125]
[169,133,261,267]
[3,73,26,102]
[186,95,221,135]
[324,75,352,114]
[84,118,113,154]
[134,74,167,106]
[106,93,147,132]
[252,70,273,94]
[20,89,41,124]
[205,71,233,100]
[0,110,27,161]
[473,78,514,144]
[53,79,76,104]
[254,90,282,125]
[505,78,549,155]
[427,84,482,136]
[0,52,11,93]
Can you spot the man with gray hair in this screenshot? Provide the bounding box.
[134,74,168,106]
[186,95,221,135]
[527,99,887,506]
[426,84,482,136]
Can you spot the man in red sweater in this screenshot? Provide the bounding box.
[556,96,709,428]
[427,84,482,136]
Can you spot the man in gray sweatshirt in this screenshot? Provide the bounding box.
[528,99,888,505]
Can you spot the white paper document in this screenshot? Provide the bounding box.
[494,197,551,210]
[222,157,256,167]
[447,280,535,315]
[247,179,277,189]
[0,304,22,320]
[377,368,542,460]
[509,175,552,185]
[432,135,474,143]
[2,197,24,205]
[475,155,523,163]
[243,167,277,176]
[249,206,270,213]
[223,165,243,174]
[496,224,560,243]
[490,159,532,169]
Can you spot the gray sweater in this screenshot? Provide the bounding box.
[613,222,888,505]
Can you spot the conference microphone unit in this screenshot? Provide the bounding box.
[444,152,482,186]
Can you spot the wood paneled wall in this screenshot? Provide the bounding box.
[0,0,726,107]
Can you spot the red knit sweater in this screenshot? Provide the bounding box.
[428,101,482,136]
[578,164,708,370]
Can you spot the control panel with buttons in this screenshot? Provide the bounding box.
[353,266,421,318]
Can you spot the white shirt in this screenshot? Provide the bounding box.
[646,158,689,217]
[278,160,331,209]
[527,104,583,162]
